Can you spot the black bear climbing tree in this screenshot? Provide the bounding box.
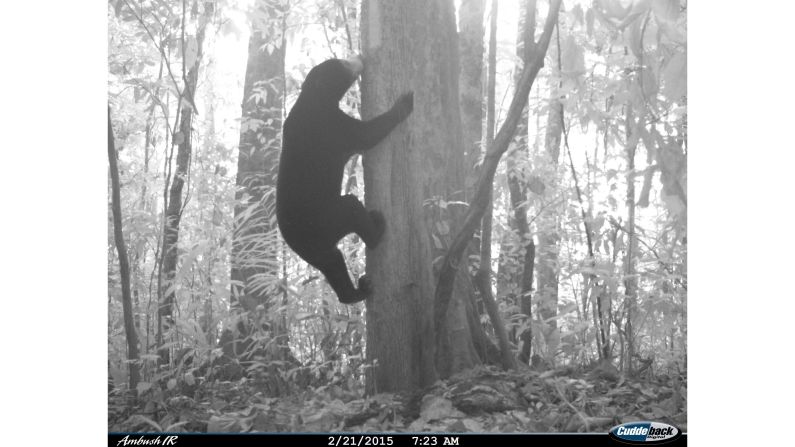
[107,0,689,434]
[277,57,413,304]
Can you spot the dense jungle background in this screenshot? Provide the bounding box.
[106,0,688,433]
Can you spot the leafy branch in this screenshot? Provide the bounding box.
[120,0,200,114]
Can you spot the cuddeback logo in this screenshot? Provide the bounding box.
[609,421,682,444]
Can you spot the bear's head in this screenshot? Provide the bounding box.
[300,55,363,105]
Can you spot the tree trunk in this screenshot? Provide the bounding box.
[433,0,562,374]
[108,108,141,390]
[361,0,468,392]
[475,0,515,371]
[624,104,638,374]
[458,0,486,190]
[361,0,560,391]
[506,0,538,366]
[456,0,503,373]
[157,3,212,365]
[536,28,563,360]
[228,3,292,371]
[231,8,285,313]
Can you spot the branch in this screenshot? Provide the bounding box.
[335,0,354,52]
[120,0,200,114]
[121,0,183,99]
[321,19,338,59]
[563,105,594,259]
[434,0,562,347]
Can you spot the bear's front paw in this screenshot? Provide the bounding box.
[394,91,414,121]
[358,275,374,298]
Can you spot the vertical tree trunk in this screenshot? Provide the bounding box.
[456,0,504,372]
[475,0,515,371]
[361,0,465,392]
[507,0,538,365]
[231,6,286,314]
[229,3,291,370]
[136,62,165,349]
[157,3,212,365]
[108,109,141,390]
[134,95,158,343]
[624,105,638,374]
[480,0,497,292]
[433,0,561,375]
[536,22,563,360]
[458,0,486,190]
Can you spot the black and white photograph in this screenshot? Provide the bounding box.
[106,0,688,442]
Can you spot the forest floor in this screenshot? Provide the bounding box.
[109,364,686,433]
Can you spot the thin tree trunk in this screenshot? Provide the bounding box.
[430,0,482,378]
[475,0,515,371]
[434,0,562,368]
[157,2,212,365]
[536,21,564,361]
[507,0,538,366]
[624,104,638,375]
[132,62,164,359]
[456,0,503,372]
[108,108,141,390]
[134,102,155,339]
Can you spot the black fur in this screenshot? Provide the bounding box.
[276,57,413,304]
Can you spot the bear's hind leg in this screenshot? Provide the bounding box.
[339,194,385,249]
[313,248,370,304]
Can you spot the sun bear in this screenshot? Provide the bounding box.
[276,56,414,304]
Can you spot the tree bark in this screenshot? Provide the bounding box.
[361,0,468,392]
[458,0,486,190]
[108,108,141,390]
